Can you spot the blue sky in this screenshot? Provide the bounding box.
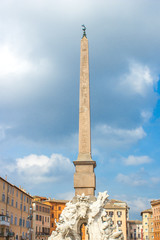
[0,0,160,219]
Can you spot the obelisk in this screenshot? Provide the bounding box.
[73,26,96,196]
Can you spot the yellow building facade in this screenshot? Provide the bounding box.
[141,209,154,240]
[0,177,33,240]
[151,199,160,240]
[104,199,129,240]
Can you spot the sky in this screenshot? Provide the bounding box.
[0,0,160,220]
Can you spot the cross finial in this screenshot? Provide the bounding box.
[82,25,87,38]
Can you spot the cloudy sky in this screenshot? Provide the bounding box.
[0,0,160,219]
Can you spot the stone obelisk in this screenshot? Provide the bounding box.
[73,26,96,196]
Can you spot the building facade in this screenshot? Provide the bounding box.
[0,176,33,240]
[43,199,68,234]
[151,200,160,240]
[32,200,50,240]
[127,220,142,240]
[104,199,129,240]
[141,209,154,240]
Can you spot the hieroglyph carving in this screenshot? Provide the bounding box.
[48,191,124,240]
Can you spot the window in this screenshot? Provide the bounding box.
[36,215,38,221]
[39,206,41,211]
[19,218,22,226]
[16,190,18,197]
[138,233,140,238]
[20,203,22,210]
[3,183,5,190]
[27,197,28,203]
[16,202,18,208]
[2,193,5,202]
[130,233,133,239]
[39,215,42,221]
[8,185,9,193]
[58,206,61,210]
[24,196,26,202]
[24,205,26,211]
[52,206,54,210]
[11,214,13,224]
[16,235,18,240]
[23,219,25,227]
[7,196,9,204]
[26,220,30,228]
[21,193,23,200]
[58,214,61,218]
[11,199,14,206]
[145,215,147,218]
[117,211,122,217]
[109,211,113,217]
[52,214,54,218]
[15,217,17,225]
[117,221,122,227]
[36,205,38,211]
[12,188,14,195]
[52,223,54,227]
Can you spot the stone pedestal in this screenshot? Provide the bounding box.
[73,160,96,196]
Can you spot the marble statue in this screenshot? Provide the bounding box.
[48,191,124,240]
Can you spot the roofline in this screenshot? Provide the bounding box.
[0,176,33,199]
[151,199,160,206]
[44,200,68,204]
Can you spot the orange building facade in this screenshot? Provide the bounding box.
[151,199,160,240]
[43,199,68,234]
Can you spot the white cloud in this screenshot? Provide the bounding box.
[15,153,74,184]
[0,45,32,76]
[113,194,151,217]
[141,111,152,122]
[93,124,146,150]
[128,198,150,213]
[116,172,147,186]
[122,155,152,166]
[126,197,150,214]
[120,62,154,96]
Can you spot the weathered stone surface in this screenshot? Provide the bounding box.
[74,36,96,196]
[79,36,91,156]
